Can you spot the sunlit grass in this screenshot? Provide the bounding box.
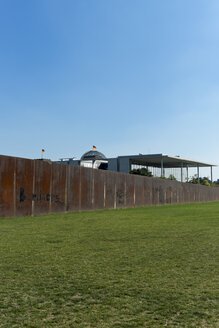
[0,203,218,327]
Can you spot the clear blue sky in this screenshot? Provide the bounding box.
[1,0,219,179]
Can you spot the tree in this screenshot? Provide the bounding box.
[130,167,153,177]
[188,175,212,186]
[168,174,176,181]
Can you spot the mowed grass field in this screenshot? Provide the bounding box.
[0,203,218,328]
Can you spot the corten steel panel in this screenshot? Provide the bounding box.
[80,167,93,211]
[171,181,178,204]
[214,188,219,201]
[134,175,145,207]
[210,188,215,202]
[185,183,191,203]
[183,183,189,203]
[191,184,196,203]
[143,177,153,206]
[33,160,52,216]
[126,174,135,207]
[116,173,126,208]
[198,185,202,202]
[195,186,200,203]
[212,187,219,201]
[15,158,34,217]
[167,180,180,204]
[206,187,212,201]
[161,179,172,205]
[206,186,212,202]
[67,165,80,212]
[199,185,205,203]
[177,181,182,203]
[205,187,209,202]
[200,187,204,202]
[201,186,206,202]
[205,186,211,202]
[193,185,198,202]
[181,183,186,203]
[51,163,67,213]
[187,184,191,203]
[93,169,105,210]
[105,171,116,209]
[215,188,219,201]
[187,184,193,203]
[165,185,172,204]
[205,187,211,202]
[211,188,216,201]
[152,179,160,205]
[0,155,15,218]
[158,179,166,205]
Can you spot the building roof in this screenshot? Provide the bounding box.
[81,150,106,161]
[117,153,216,168]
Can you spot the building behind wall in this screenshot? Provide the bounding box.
[59,149,108,170]
[58,149,216,183]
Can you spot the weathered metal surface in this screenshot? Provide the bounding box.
[16,157,34,217]
[93,169,104,210]
[116,172,126,208]
[171,180,178,204]
[33,160,51,216]
[182,183,189,203]
[1,154,219,218]
[80,167,93,211]
[51,163,67,213]
[105,171,116,209]
[126,174,135,208]
[152,179,160,205]
[165,183,172,204]
[0,155,15,217]
[158,179,166,205]
[143,176,152,206]
[67,165,80,212]
[135,175,145,207]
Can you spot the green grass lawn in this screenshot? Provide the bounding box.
[0,203,218,328]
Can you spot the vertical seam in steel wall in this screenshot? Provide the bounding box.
[177,188,179,204]
[114,179,117,209]
[79,167,81,211]
[49,162,52,213]
[124,175,127,207]
[92,169,94,210]
[133,178,136,207]
[32,160,35,216]
[13,158,16,217]
[65,164,68,212]
[142,177,144,206]
[104,173,106,209]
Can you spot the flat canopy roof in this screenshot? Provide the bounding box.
[118,153,216,168]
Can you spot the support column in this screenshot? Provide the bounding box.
[161,158,164,177]
[186,166,189,182]
[181,163,183,183]
[197,165,200,183]
[211,166,213,183]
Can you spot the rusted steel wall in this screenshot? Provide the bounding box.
[0,156,15,218]
[1,154,219,218]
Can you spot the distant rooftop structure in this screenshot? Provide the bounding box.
[115,153,215,169]
[81,150,106,161]
[58,147,108,170]
[107,153,216,182]
[57,150,217,183]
